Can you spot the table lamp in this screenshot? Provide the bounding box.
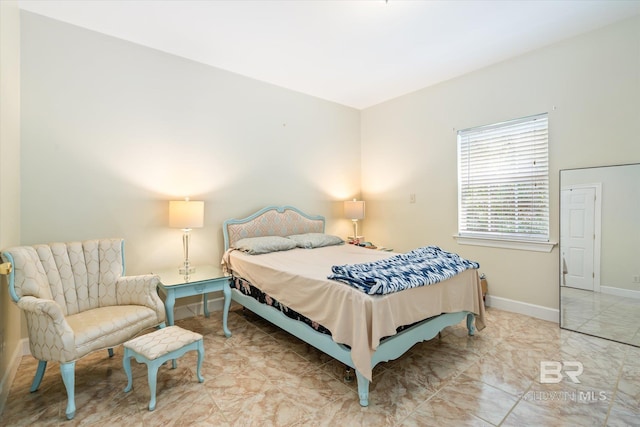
[169,198,204,275]
[344,199,365,243]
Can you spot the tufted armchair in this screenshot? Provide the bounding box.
[0,238,166,420]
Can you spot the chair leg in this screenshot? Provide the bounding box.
[60,362,76,420]
[30,360,47,392]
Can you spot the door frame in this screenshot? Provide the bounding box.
[560,183,602,292]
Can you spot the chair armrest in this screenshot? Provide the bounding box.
[116,274,166,323]
[16,296,76,361]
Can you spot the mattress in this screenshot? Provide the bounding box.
[231,275,441,345]
[231,275,333,336]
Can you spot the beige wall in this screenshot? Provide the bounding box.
[361,16,640,313]
[0,0,22,413]
[20,12,361,276]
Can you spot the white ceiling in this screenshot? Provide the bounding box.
[18,0,640,109]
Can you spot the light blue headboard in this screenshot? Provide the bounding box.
[223,205,325,250]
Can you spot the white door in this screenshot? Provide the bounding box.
[561,187,596,290]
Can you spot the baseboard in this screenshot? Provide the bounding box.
[0,337,27,415]
[600,286,640,300]
[485,295,559,323]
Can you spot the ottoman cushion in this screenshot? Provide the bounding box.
[124,325,203,360]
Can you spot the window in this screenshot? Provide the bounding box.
[457,113,550,249]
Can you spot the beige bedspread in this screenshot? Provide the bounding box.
[222,244,486,381]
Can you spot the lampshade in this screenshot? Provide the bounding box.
[169,200,204,229]
[344,200,365,220]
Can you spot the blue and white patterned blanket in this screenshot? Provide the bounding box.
[328,246,479,295]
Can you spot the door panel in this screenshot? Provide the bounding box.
[561,187,595,291]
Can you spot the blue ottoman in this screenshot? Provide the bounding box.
[123,325,204,410]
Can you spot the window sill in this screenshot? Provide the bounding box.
[453,235,557,253]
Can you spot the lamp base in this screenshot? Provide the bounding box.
[179,230,195,276]
[179,266,196,275]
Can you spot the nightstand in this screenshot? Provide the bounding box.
[155,265,231,338]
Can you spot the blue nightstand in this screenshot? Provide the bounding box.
[155,265,231,337]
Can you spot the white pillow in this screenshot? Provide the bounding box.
[286,233,344,249]
[233,236,297,255]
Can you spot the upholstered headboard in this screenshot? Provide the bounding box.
[223,205,325,250]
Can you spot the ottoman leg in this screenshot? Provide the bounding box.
[123,349,133,393]
[147,360,161,411]
[196,339,204,383]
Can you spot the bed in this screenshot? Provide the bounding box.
[221,205,486,407]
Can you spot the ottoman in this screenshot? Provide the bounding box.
[123,325,204,410]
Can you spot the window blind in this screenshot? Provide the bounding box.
[457,113,549,241]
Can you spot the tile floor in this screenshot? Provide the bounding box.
[1,306,639,426]
[561,286,640,346]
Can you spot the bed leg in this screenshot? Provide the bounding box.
[355,370,370,407]
[344,367,354,383]
[466,312,476,336]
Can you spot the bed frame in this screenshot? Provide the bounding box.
[222,205,476,406]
